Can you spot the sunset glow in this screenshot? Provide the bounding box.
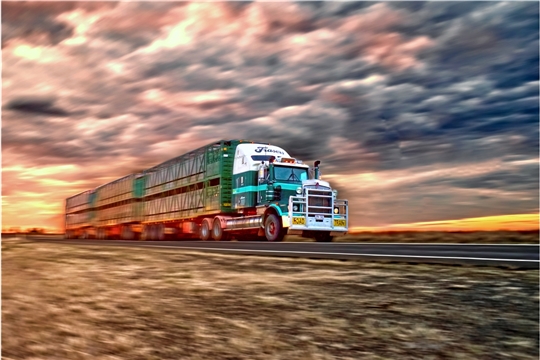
[351,214,539,233]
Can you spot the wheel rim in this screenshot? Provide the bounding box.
[266,215,282,241]
[213,219,227,240]
[269,222,276,236]
[201,222,210,240]
[213,222,220,239]
[143,226,148,240]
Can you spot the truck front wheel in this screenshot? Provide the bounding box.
[212,218,229,241]
[264,214,286,242]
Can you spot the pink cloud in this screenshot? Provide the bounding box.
[338,4,434,70]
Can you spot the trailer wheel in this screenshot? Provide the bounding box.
[148,225,156,240]
[121,226,133,240]
[141,225,151,241]
[140,226,147,240]
[212,218,229,241]
[200,219,212,241]
[314,232,333,242]
[264,214,286,242]
[156,224,165,241]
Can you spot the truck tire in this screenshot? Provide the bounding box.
[314,232,333,242]
[200,219,212,241]
[212,218,229,241]
[149,225,156,240]
[140,226,147,241]
[142,225,153,241]
[264,214,286,242]
[121,226,132,240]
[156,224,165,241]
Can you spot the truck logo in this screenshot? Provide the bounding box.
[254,146,285,155]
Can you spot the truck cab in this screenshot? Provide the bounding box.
[232,143,348,241]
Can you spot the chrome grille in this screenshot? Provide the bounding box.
[307,189,333,215]
[308,197,332,213]
[308,196,330,207]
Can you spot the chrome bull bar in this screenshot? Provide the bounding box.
[288,188,348,232]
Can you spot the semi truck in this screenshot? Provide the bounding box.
[65,139,349,242]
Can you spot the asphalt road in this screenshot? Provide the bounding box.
[28,236,540,269]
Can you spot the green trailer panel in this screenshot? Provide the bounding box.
[65,140,266,229]
[141,140,247,223]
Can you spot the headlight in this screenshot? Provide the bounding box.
[334,206,339,214]
[293,205,299,212]
[296,187,302,194]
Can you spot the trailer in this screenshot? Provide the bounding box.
[65,139,349,241]
[65,189,94,239]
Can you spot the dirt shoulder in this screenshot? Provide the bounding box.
[3,240,539,360]
[287,230,539,244]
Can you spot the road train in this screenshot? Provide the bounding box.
[65,139,348,242]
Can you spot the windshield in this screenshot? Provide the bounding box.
[274,166,308,183]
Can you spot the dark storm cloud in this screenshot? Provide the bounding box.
[2,104,138,169]
[332,4,539,172]
[242,100,349,160]
[421,163,539,192]
[4,97,69,116]
[4,2,538,172]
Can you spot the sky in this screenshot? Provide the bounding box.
[2,1,539,232]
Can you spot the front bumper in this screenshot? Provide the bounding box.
[283,213,348,233]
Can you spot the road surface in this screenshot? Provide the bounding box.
[27,236,539,269]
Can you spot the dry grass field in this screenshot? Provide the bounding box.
[3,239,538,360]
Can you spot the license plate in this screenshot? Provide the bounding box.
[315,215,324,221]
[292,217,306,225]
[333,219,346,227]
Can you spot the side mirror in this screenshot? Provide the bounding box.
[274,185,282,201]
[268,162,275,183]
